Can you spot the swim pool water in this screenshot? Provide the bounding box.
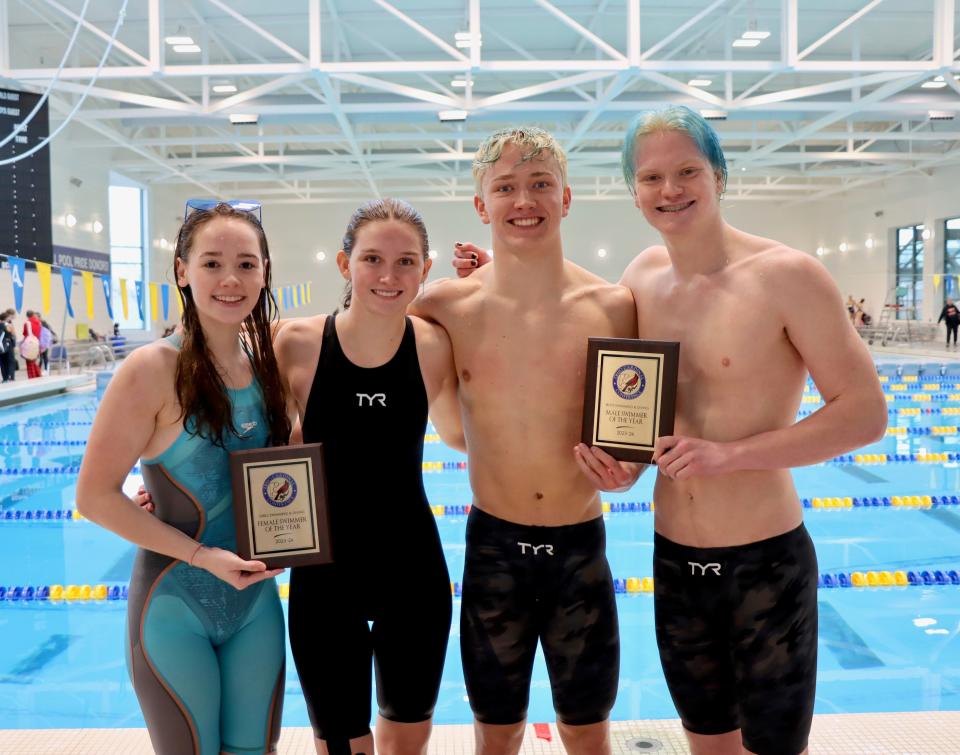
[0,367,958,729]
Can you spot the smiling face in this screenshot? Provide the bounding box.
[175,216,266,326]
[474,143,571,249]
[631,130,724,237]
[338,218,431,314]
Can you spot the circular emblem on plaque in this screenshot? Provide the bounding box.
[262,472,297,508]
[612,364,645,400]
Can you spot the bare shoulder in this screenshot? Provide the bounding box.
[619,245,670,286]
[751,241,835,290]
[413,272,484,321]
[275,314,327,355]
[110,339,177,403]
[565,262,637,333]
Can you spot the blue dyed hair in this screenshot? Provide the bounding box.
[621,106,728,196]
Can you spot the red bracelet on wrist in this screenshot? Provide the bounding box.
[187,542,204,566]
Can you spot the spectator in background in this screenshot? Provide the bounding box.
[21,310,42,379]
[854,298,871,328]
[939,298,960,349]
[39,319,56,373]
[0,314,17,382]
[846,295,857,323]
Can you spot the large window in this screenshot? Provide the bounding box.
[108,180,146,330]
[895,223,924,320]
[945,217,960,303]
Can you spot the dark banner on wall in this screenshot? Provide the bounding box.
[52,245,110,276]
[0,88,54,265]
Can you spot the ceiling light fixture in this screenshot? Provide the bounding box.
[164,35,194,46]
[732,38,761,48]
[742,30,771,40]
[173,44,201,54]
[213,83,238,94]
[701,109,728,120]
[438,109,468,122]
[688,78,712,87]
[229,113,259,124]
[922,76,947,89]
[450,78,473,88]
[929,110,955,120]
[454,31,482,49]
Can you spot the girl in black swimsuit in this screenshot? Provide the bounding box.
[275,198,463,755]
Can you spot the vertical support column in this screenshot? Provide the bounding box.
[927,215,946,321]
[309,0,321,69]
[469,0,481,70]
[933,0,955,69]
[0,0,11,75]
[148,0,163,73]
[627,0,640,67]
[782,0,798,69]
[201,26,209,108]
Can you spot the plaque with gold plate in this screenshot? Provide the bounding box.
[229,443,332,569]
[581,338,680,464]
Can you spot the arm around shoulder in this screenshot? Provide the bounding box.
[413,317,465,453]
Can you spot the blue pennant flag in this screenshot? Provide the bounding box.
[161,284,169,320]
[8,256,25,313]
[61,267,75,318]
[100,276,114,320]
[134,281,144,321]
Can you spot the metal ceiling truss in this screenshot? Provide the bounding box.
[1,0,958,203]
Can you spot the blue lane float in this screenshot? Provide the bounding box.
[0,568,954,606]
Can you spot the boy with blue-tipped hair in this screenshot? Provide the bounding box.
[605,106,886,755]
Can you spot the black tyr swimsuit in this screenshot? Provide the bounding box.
[654,524,818,755]
[288,315,451,746]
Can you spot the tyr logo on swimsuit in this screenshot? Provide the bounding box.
[356,393,387,407]
[518,542,555,556]
[688,561,722,576]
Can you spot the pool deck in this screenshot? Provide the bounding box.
[0,712,957,753]
[0,373,92,407]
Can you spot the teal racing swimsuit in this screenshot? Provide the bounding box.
[128,360,285,755]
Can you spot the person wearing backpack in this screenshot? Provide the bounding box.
[21,310,42,378]
[38,319,55,372]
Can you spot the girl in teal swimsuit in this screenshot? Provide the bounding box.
[77,202,290,755]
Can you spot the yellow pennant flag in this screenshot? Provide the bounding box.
[35,262,52,315]
[119,279,129,320]
[149,283,159,321]
[299,284,305,306]
[176,288,183,316]
[292,286,299,308]
[306,282,312,304]
[81,271,95,319]
[934,274,942,290]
